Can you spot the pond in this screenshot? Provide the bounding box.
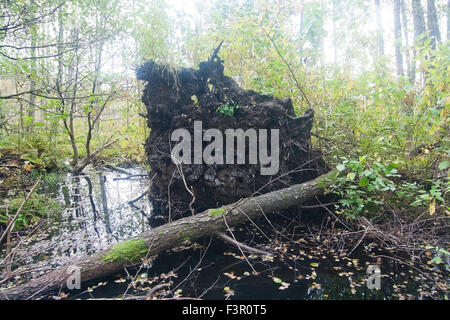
[3,165,448,300]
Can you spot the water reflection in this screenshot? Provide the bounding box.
[6,166,447,300]
[20,166,151,268]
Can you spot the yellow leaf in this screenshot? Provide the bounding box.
[23,162,34,172]
[429,199,435,216]
[272,277,283,284]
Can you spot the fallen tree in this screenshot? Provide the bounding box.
[0,170,336,300]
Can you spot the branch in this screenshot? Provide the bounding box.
[260,26,312,108]
[0,179,41,245]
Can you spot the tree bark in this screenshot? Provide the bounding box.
[0,171,336,300]
[333,0,337,64]
[27,0,37,132]
[411,0,427,83]
[447,0,450,41]
[394,0,404,78]
[413,0,427,40]
[426,0,441,47]
[374,0,385,58]
[401,0,414,83]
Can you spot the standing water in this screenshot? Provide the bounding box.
[8,166,151,272]
[2,165,448,300]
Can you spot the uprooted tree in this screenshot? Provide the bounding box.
[0,48,333,299]
[136,46,327,226]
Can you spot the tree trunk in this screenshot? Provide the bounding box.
[0,171,336,300]
[411,0,427,83]
[413,0,427,40]
[333,0,338,64]
[374,0,385,58]
[394,0,404,78]
[447,0,450,41]
[299,0,305,61]
[53,6,65,145]
[401,0,414,83]
[27,1,37,132]
[426,0,441,47]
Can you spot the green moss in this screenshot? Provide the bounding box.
[317,171,339,189]
[101,239,148,263]
[317,177,331,189]
[209,208,227,217]
[178,230,193,242]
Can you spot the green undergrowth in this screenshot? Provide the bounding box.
[329,155,449,219]
[0,191,62,230]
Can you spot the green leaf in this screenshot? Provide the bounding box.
[336,164,346,172]
[23,116,33,126]
[438,161,449,171]
[359,177,370,187]
[437,248,450,256]
[431,256,442,264]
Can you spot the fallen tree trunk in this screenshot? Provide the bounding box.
[0,171,336,300]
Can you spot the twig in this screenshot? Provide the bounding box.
[347,226,369,256]
[146,281,173,299]
[221,215,257,274]
[113,174,147,181]
[127,185,152,218]
[216,232,273,256]
[170,238,212,294]
[104,163,132,176]
[89,137,120,160]
[176,164,196,216]
[260,25,312,108]
[5,216,12,279]
[0,178,41,244]
[209,40,224,62]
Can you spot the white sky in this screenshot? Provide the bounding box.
[109,0,449,76]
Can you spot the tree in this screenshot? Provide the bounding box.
[374,0,385,58]
[394,0,404,78]
[426,0,441,47]
[412,0,427,43]
[400,0,414,82]
[411,0,427,83]
[448,0,450,41]
[27,0,37,132]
